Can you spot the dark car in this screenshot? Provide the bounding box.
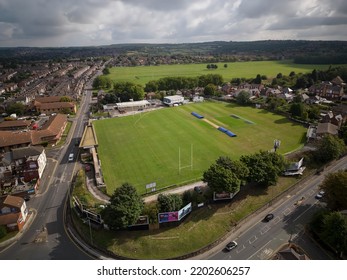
[194,186,203,194]
[264,213,274,222]
[225,241,238,251]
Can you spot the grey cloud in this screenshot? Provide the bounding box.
[113,0,194,11]
[0,0,346,47]
[268,16,347,30]
[237,0,300,18]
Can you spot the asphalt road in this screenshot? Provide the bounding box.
[0,86,94,260]
[204,156,347,260]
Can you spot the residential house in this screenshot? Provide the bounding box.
[316,123,339,137]
[33,96,76,114]
[0,195,28,231]
[321,111,344,128]
[35,101,76,115]
[308,76,345,100]
[0,114,67,152]
[11,146,47,182]
[0,120,31,131]
[276,247,309,260]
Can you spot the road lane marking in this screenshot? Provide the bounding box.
[260,225,270,235]
[308,190,315,196]
[236,244,246,254]
[273,216,281,224]
[283,208,291,216]
[259,248,274,260]
[293,201,319,222]
[247,240,272,260]
[248,235,257,244]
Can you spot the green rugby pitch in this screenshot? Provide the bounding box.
[93,102,307,195]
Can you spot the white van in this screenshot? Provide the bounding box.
[68,153,74,162]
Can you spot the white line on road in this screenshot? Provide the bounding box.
[248,235,257,244]
[236,244,246,254]
[283,208,291,216]
[293,201,319,222]
[247,240,272,260]
[260,225,270,235]
[273,216,281,224]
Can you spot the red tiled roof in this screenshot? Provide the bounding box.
[34,96,62,103]
[0,120,31,129]
[3,195,24,208]
[0,212,20,226]
[0,114,67,147]
[37,102,75,110]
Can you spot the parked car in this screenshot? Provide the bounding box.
[225,241,238,251]
[315,191,325,199]
[264,213,274,222]
[194,186,203,194]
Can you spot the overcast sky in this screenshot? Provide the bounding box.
[0,0,346,47]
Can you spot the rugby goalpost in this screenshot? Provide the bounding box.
[178,144,193,174]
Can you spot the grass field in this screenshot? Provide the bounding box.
[93,101,307,195]
[107,60,344,86]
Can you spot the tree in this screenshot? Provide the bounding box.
[203,156,248,193]
[0,225,7,239]
[289,103,307,119]
[320,170,347,210]
[6,103,26,116]
[198,74,223,87]
[102,67,110,75]
[253,74,262,84]
[157,193,183,212]
[216,156,249,182]
[236,90,251,105]
[59,96,72,102]
[203,83,217,96]
[321,212,347,256]
[114,82,145,101]
[101,183,144,230]
[314,135,345,163]
[240,151,286,187]
[92,76,113,89]
[144,80,158,92]
[340,125,347,145]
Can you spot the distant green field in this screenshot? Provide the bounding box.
[94,101,307,195]
[107,60,344,86]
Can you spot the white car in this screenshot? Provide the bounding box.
[68,153,74,162]
[315,190,325,199]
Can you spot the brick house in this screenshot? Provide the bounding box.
[11,146,47,182]
[0,195,28,231]
[33,96,76,114]
[0,114,67,152]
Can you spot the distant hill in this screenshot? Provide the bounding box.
[1,40,347,64]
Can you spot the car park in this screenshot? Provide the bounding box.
[225,241,238,251]
[315,191,325,199]
[264,213,274,222]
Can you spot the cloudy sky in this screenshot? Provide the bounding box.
[0,0,346,47]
